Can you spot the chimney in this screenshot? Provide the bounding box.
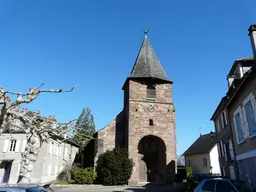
[248,24,256,59]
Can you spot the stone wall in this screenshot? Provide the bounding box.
[126,80,177,184]
[94,111,125,167]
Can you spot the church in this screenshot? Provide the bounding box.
[85,32,177,185]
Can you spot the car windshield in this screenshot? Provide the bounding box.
[232,180,256,192]
[26,187,47,192]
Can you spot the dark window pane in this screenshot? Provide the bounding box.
[215,181,235,192]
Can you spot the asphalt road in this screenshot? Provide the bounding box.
[52,183,189,192]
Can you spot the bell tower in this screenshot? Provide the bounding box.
[122,31,177,185]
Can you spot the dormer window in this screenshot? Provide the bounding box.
[147,85,156,100]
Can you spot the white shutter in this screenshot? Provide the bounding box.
[3,139,9,153]
[233,116,240,144]
[241,107,249,138]
[17,162,21,177]
[15,140,20,152]
[49,143,52,154]
[229,140,235,160]
[251,94,256,124]
[21,140,27,152]
[48,164,51,175]
[53,144,55,155]
[55,165,58,175]
[64,147,67,159]
[59,146,62,157]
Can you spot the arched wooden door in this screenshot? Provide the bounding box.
[139,159,147,182]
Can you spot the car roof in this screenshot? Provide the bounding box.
[0,186,46,191]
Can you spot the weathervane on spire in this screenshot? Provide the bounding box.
[144,29,149,37]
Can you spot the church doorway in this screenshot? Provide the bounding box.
[138,135,166,182]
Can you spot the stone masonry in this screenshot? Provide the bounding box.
[90,33,177,185]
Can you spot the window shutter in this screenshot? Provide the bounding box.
[221,141,224,159]
[250,94,256,129]
[15,140,20,152]
[221,114,224,128]
[223,142,227,161]
[241,107,249,138]
[233,116,240,144]
[224,110,228,125]
[21,140,27,152]
[49,143,52,154]
[55,165,58,175]
[48,164,51,175]
[217,143,221,158]
[64,147,67,159]
[59,146,62,157]
[3,139,9,153]
[229,140,235,160]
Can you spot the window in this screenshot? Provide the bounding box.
[224,110,228,125]
[188,159,191,167]
[217,142,223,158]
[225,142,231,161]
[149,119,154,126]
[147,85,156,100]
[244,100,256,136]
[202,180,215,191]
[221,113,224,128]
[215,180,235,192]
[9,140,17,152]
[215,119,220,133]
[202,158,207,167]
[234,110,244,143]
[229,140,235,160]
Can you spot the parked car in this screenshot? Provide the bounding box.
[193,177,256,192]
[187,173,210,191]
[0,186,48,192]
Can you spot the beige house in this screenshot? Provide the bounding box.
[183,132,221,175]
[0,133,78,184]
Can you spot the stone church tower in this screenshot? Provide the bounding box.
[85,32,177,185]
[122,33,177,184]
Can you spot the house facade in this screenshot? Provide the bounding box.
[183,132,221,175]
[0,133,78,184]
[210,24,256,186]
[210,96,237,179]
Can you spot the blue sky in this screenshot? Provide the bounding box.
[1,0,256,155]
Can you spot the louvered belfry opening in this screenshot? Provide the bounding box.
[147,85,156,100]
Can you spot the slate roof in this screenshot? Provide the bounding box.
[182,132,217,156]
[129,35,171,82]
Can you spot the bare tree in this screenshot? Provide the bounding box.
[177,155,185,166]
[0,84,94,183]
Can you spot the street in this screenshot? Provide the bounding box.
[52,183,188,192]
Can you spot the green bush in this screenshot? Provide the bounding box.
[185,167,193,177]
[71,167,96,184]
[57,164,72,181]
[95,147,134,185]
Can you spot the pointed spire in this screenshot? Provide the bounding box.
[129,31,171,82]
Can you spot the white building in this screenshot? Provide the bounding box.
[0,133,78,184]
[183,132,221,175]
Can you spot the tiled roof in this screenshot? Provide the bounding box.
[183,132,217,156]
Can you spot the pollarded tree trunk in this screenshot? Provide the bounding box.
[18,135,42,183]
